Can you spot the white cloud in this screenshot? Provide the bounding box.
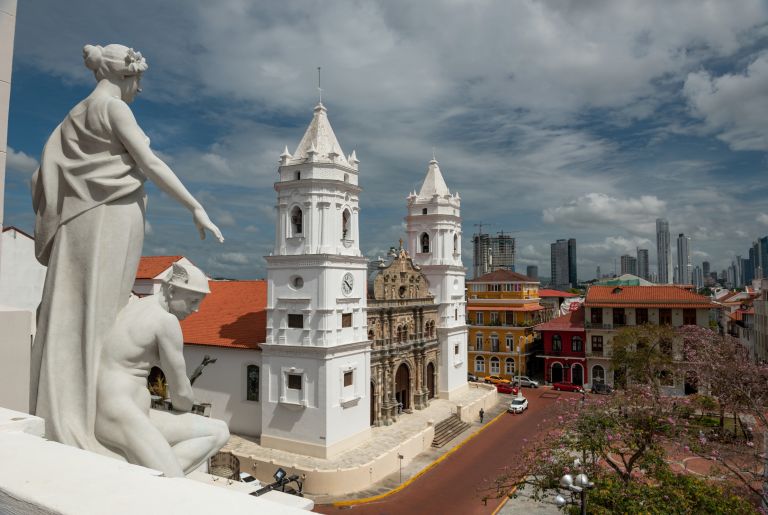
[6,147,39,174]
[683,53,768,150]
[542,193,665,235]
[217,252,249,265]
[757,213,768,226]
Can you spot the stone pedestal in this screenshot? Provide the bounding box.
[0,306,33,413]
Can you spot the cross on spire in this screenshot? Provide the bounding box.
[317,66,322,104]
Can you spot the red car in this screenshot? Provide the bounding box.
[552,382,584,393]
[496,383,519,395]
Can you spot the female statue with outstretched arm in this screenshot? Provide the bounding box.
[30,44,223,455]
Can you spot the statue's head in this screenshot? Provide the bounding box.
[162,262,210,320]
[83,44,148,102]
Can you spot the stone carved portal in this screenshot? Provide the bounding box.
[395,363,410,411]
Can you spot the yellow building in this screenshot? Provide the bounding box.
[467,270,546,381]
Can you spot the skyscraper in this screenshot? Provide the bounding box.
[526,265,538,280]
[676,233,692,285]
[620,254,637,275]
[550,238,577,290]
[656,218,672,284]
[637,248,649,280]
[472,232,515,278]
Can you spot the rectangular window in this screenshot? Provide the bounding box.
[454,344,459,355]
[476,312,484,325]
[475,334,483,349]
[341,313,352,328]
[636,308,649,325]
[287,374,302,390]
[505,312,515,325]
[590,309,603,325]
[506,335,513,350]
[490,359,500,374]
[246,365,259,402]
[490,312,499,324]
[591,336,603,354]
[683,309,696,325]
[491,335,499,353]
[659,308,672,325]
[343,370,353,387]
[288,314,304,329]
[612,308,626,326]
[571,337,583,352]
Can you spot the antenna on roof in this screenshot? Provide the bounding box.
[317,66,322,104]
[432,147,436,161]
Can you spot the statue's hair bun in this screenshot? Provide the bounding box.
[82,44,103,71]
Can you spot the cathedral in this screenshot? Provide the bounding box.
[179,100,468,459]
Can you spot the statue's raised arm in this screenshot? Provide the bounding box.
[30,43,223,457]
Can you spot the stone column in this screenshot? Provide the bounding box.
[0,0,17,226]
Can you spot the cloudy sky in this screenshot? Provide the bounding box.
[5,1,768,281]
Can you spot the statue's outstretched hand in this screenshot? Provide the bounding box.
[193,208,224,243]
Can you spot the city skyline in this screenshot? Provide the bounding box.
[4,1,768,280]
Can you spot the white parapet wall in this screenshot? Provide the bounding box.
[0,407,311,514]
[0,307,33,413]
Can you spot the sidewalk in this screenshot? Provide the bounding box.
[496,483,561,515]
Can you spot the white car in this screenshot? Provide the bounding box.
[507,397,529,414]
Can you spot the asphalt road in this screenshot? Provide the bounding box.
[316,389,572,515]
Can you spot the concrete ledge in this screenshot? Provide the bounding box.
[0,407,44,437]
[0,431,308,514]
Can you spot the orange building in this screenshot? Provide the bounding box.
[466,270,547,381]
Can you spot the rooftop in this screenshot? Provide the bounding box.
[136,255,183,280]
[585,285,714,309]
[468,269,537,284]
[538,288,579,298]
[287,103,350,167]
[181,280,267,350]
[535,306,585,332]
[417,159,451,198]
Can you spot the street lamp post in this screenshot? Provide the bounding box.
[554,471,594,515]
[517,336,525,400]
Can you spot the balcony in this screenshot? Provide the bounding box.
[585,322,611,330]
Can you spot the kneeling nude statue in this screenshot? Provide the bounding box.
[95,262,229,477]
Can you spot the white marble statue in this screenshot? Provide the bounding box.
[30,44,224,455]
[95,263,229,477]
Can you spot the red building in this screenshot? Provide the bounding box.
[535,306,587,385]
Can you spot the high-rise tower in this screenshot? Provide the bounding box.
[676,233,692,285]
[406,158,468,399]
[262,102,371,458]
[656,219,672,284]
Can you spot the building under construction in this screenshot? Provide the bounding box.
[473,231,516,279]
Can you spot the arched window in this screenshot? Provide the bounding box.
[571,336,583,352]
[368,329,375,341]
[453,233,458,254]
[490,356,500,374]
[342,209,351,239]
[246,365,259,402]
[505,358,515,375]
[290,206,303,236]
[420,233,430,253]
[592,365,605,384]
[552,334,562,352]
[475,356,485,373]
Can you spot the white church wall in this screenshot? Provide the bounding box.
[184,345,262,437]
[0,307,32,412]
[0,228,46,313]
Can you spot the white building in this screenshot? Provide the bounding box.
[676,233,692,285]
[406,158,468,399]
[0,226,46,312]
[656,218,672,284]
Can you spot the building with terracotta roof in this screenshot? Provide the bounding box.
[133,255,191,296]
[467,269,546,381]
[535,306,586,385]
[584,285,715,393]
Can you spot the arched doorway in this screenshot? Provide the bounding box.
[426,362,435,399]
[571,364,584,386]
[370,381,376,426]
[551,363,563,383]
[685,370,699,395]
[592,365,605,385]
[395,363,410,410]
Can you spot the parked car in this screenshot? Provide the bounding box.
[484,375,512,385]
[239,472,259,485]
[467,373,479,382]
[513,376,540,388]
[590,382,614,395]
[507,397,529,414]
[552,381,585,393]
[496,383,519,395]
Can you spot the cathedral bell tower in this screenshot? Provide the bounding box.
[406,158,468,399]
[262,102,371,458]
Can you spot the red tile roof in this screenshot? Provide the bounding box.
[538,288,579,298]
[585,285,714,309]
[181,280,267,350]
[136,255,184,279]
[535,306,585,332]
[468,269,536,283]
[467,304,545,312]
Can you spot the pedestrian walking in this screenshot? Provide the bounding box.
[479,408,484,423]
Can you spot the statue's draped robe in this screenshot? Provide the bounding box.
[31,95,146,454]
